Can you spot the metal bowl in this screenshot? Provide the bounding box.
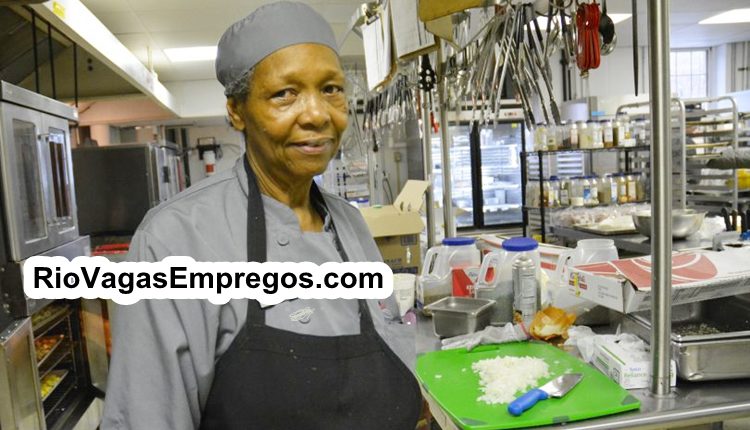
[632,209,706,239]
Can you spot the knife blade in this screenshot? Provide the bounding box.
[508,373,583,416]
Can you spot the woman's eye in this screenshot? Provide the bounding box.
[272,89,295,99]
[323,85,344,95]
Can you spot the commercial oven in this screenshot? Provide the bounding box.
[0,81,104,430]
[72,142,185,236]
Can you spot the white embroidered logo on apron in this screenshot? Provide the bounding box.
[289,307,314,324]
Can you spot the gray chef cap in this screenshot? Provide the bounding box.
[215,1,339,88]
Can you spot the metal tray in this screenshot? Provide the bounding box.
[622,296,750,381]
[573,223,638,236]
[424,297,495,339]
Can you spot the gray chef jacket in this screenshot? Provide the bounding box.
[101,159,415,430]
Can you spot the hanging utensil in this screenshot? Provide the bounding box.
[599,0,616,56]
[632,0,638,95]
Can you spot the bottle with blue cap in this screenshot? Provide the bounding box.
[475,237,541,325]
[417,237,480,312]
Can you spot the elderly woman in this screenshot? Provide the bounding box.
[101,2,421,429]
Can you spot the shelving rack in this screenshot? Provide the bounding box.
[680,96,745,213]
[521,146,651,241]
[615,98,687,209]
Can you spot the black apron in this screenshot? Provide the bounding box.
[199,158,421,429]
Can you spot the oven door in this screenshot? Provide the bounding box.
[0,103,79,262]
[0,318,45,430]
[0,102,54,261]
[40,114,79,245]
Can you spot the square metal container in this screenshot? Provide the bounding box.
[621,296,750,381]
[424,297,495,338]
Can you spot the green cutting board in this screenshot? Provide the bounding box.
[416,341,640,429]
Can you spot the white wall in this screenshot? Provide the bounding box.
[186,124,244,184]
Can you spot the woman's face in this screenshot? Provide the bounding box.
[228,43,348,184]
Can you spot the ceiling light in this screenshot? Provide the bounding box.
[164,46,217,63]
[608,14,632,25]
[699,9,750,24]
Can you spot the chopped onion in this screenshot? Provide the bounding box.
[472,356,550,405]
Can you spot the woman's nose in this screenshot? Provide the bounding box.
[297,93,331,129]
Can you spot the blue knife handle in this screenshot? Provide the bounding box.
[508,388,549,416]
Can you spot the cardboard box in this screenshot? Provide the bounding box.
[565,248,750,313]
[592,337,677,389]
[360,180,429,274]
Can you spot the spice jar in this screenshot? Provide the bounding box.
[546,123,558,151]
[626,173,638,203]
[534,123,547,151]
[559,177,571,207]
[589,120,603,149]
[598,175,612,206]
[570,177,584,207]
[559,121,570,149]
[569,120,579,149]
[578,121,590,149]
[547,176,560,207]
[602,120,614,148]
[617,174,629,204]
[634,172,646,202]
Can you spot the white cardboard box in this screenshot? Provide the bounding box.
[564,248,750,313]
[592,337,677,389]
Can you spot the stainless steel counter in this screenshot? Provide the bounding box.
[551,226,712,255]
[416,314,750,429]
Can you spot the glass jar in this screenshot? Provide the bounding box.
[602,120,614,148]
[570,177,584,207]
[558,121,570,149]
[578,121,590,149]
[569,120,579,149]
[635,172,646,201]
[617,174,629,204]
[534,123,547,151]
[634,119,647,146]
[589,175,600,205]
[626,173,638,203]
[582,176,592,206]
[546,123,558,151]
[590,121,603,148]
[547,176,560,208]
[618,114,631,139]
[608,174,619,204]
[526,181,540,208]
[559,177,571,207]
[598,175,612,206]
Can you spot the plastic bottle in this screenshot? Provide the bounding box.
[558,121,569,149]
[589,175,600,205]
[548,177,561,208]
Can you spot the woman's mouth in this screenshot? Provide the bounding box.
[290,139,333,155]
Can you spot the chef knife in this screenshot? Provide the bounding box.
[508,373,583,416]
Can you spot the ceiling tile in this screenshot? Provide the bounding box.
[135,9,236,33]
[81,0,131,14]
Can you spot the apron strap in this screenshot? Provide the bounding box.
[243,156,375,334]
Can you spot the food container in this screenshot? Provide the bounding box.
[424,297,495,338]
[632,209,706,239]
[621,296,750,381]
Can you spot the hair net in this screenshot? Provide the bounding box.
[215,1,339,88]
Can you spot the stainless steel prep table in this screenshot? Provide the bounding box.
[550,226,713,255]
[416,314,750,430]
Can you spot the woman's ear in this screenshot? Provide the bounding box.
[226,98,246,131]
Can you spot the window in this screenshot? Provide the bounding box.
[670,50,707,99]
